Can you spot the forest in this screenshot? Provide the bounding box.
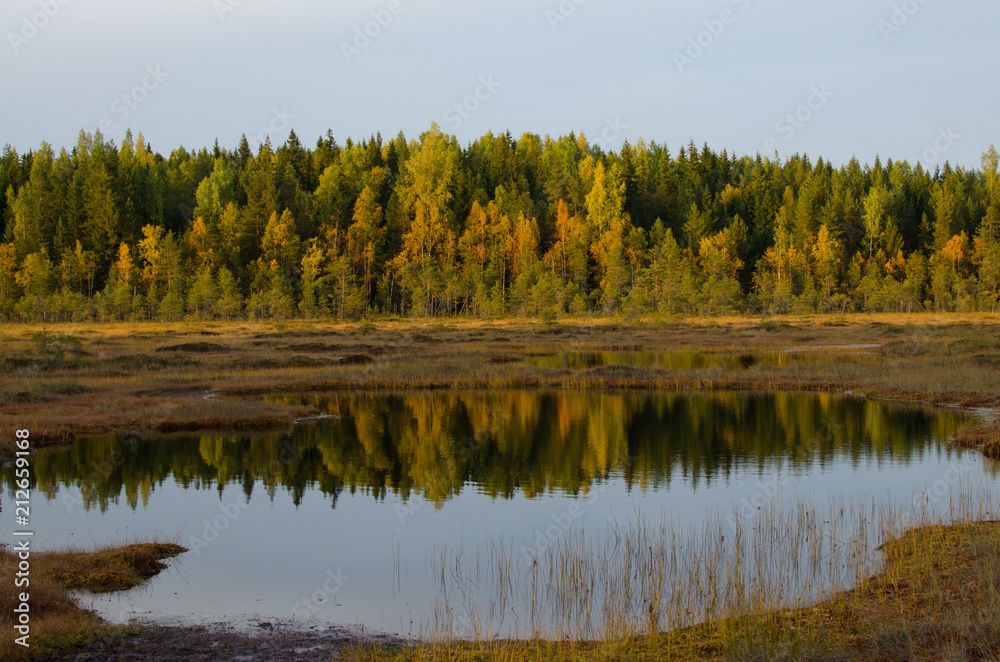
[1,125,998,322]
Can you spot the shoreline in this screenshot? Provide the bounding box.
[2,314,999,660]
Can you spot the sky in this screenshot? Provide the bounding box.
[1,0,997,169]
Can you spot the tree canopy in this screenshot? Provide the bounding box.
[2,127,998,322]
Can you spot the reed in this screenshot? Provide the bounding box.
[346,478,1000,661]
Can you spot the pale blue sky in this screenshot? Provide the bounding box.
[1,0,996,168]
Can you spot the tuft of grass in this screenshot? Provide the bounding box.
[953,424,1000,460]
[44,543,187,592]
[1,379,90,404]
[0,542,186,661]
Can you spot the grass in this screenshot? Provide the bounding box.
[343,490,1000,662]
[2,313,1000,458]
[1,313,999,659]
[954,424,1000,460]
[0,542,186,661]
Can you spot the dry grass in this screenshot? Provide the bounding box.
[1,313,998,660]
[342,501,1000,662]
[954,425,1000,460]
[0,542,186,661]
[2,314,999,458]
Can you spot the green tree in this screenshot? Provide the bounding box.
[15,249,55,320]
[215,267,242,320]
[347,185,385,305]
[0,242,20,318]
[187,265,217,319]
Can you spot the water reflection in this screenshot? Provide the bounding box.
[523,348,880,370]
[17,391,973,512]
[6,390,996,638]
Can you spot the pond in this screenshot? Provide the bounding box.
[6,390,997,639]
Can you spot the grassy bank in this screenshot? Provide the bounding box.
[954,424,1000,460]
[2,313,999,660]
[344,516,1000,661]
[1,313,999,458]
[0,542,186,661]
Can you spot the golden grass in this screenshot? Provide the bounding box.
[954,425,1000,460]
[2,313,999,458]
[1,313,998,659]
[0,542,186,661]
[342,511,1000,661]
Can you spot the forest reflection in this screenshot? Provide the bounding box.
[524,349,878,370]
[15,391,973,513]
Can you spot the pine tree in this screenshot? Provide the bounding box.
[348,185,385,304]
[216,267,242,320]
[15,249,55,321]
[187,265,217,319]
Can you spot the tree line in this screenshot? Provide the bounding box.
[2,125,998,322]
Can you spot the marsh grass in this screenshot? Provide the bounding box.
[954,424,1000,460]
[351,481,1000,662]
[346,474,1000,660]
[2,315,1000,454]
[1,315,998,658]
[0,542,186,661]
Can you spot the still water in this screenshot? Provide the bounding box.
[5,390,996,637]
